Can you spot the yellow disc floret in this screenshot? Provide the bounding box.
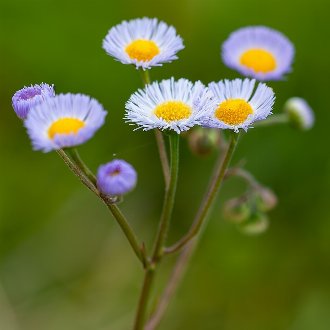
[125,39,160,62]
[215,99,253,125]
[240,48,276,73]
[48,118,85,139]
[154,101,192,122]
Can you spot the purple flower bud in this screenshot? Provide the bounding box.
[12,83,55,119]
[97,159,137,196]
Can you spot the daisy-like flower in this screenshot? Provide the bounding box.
[204,79,275,132]
[97,159,137,196]
[25,93,107,152]
[222,26,294,81]
[12,83,55,119]
[283,97,314,130]
[125,78,215,133]
[102,17,184,70]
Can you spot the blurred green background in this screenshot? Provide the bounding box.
[1,0,329,329]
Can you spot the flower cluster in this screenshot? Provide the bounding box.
[11,16,316,330]
[12,17,315,210]
[125,77,275,133]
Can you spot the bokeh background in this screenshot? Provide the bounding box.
[1,0,329,329]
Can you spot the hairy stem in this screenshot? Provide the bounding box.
[139,69,170,187]
[253,113,289,127]
[56,149,99,195]
[145,242,195,330]
[104,201,146,266]
[133,134,180,330]
[225,167,260,189]
[165,132,239,255]
[152,134,180,261]
[145,133,240,328]
[57,149,145,265]
[68,148,97,185]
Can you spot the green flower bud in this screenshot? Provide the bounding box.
[238,212,269,235]
[224,197,251,223]
[283,97,314,130]
[255,187,278,212]
[188,128,220,156]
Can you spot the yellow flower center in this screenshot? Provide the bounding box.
[240,48,276,73]
[48,118,85,139]
[215,99,253,125]
[154,101,192,122]
[125,39,160,62]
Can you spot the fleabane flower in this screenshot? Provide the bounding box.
[97,159,137,196]
[284,97,314,130]
[222,26,294,81]
[204,79,275,132]
[12,83,55,119]
[102,17,184,70]
[125,78,215,133]
[25,93,107,152]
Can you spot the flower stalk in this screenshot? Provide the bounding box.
[165,132,240,255]
[133,133,180,330]
[139,69,170,188]
[57,149,146,266]
[253,113,289,127]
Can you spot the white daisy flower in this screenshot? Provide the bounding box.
[222,26,295,81]
[204,79,275,132]
[284,97,314,130]
[25,93,107,152]
[102,17,184,70]
[125,78,215,133]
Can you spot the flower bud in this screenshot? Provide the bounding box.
[255,187,278,212]
[97,159,137,196]
[12,83,55,120]
[238,212,269,235]
[283,97,314,130]
[188,128,220,156]
[224,197,251,223]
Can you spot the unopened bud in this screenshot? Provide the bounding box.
[188,128,220,156]
[284,97,314,130]
[224,197,251,223]
[238,212,269,235]
[256,187,278,212]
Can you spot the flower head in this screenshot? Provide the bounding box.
[222,26,294,81]
[204,78,275,132]
[12,83,55,119]
[284,97,314,130]
[97,159,137,196]
[25,93,107,152]
[125,78,215,133]
[103,17,184,70]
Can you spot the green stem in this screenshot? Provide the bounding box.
[56,149,99,195]
[104,201,146,266]
[140,69,151,85]
[151,134,180,261]
[144,133,240,328]
[139,69,170,187]
[165,132,239,255]
[57,149,145,266]
[254,113,289,127]
[133,268,155,330]
[68,148,97,185]
[133,134,180,330]
[145,242,194,330]
[225,167,260,189]
[154,130,170,188]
